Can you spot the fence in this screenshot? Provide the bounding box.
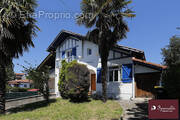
[6,92,38,100]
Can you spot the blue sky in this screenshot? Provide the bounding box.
[13,0,180,73]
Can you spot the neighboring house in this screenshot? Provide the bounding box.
[15,73,26,80]
[8,73,32,88]
[40,30,166,100]
[8,79,33,88]
[38,53,55,93]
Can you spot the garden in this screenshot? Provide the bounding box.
[0,98,122,120]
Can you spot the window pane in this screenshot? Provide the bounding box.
[67,52,69,57]
[89,49,92,55]
[87,48,92,55]
[109,71,113,82]
[114,70,118,81]
[67,50,72,57]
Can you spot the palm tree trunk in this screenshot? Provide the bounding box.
[0,64,6,114]
[101,56,108,102]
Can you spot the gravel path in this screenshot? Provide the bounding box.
[119,98,149,120]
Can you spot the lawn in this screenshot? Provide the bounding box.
[0,98,123,120]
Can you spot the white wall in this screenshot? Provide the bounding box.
[49,69,55,78]
[96,57,134,100]
[10,84,15,87]
[21,75,26,80]
[96,82,132,100]
[78,40,100,74]
[19,83,30,88]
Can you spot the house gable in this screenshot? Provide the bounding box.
[47,30,84,52]
[48,30,146,61]
[58,36,79,52]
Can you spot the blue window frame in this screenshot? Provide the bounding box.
[72,47,76,56]
[97,68,102,83]
[122,64,132,83]
[62,51,65,59]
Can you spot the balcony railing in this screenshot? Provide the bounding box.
[65,56,77,62]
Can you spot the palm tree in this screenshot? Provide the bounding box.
[0,0,38,114]
[77,0,135,102]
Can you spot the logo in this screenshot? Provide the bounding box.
[149,100,179,119]
[151,105,156,111]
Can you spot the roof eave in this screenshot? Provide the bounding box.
[47,30,85,52]
[132,57,167,71]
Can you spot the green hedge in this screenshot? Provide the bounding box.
[7,87,30,92]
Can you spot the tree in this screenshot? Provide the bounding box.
[77,0,135,102]
[162,36,180,99]
[5,63,15,81]
[5,63,15,92]
[0,0,38,114]
[24,65,51,104]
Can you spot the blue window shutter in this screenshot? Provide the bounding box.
[62,51,65,59]
[122,64,132,83]
[97,68,102,83]
[72,47,76,56]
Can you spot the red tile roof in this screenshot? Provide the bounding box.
[132,57,167,69]
[15,73,25,76]
[8,79,33,85]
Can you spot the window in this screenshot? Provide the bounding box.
[66,50,72,58]
[72,47,76,56]
[108,69,120,82]
[114,70,119,81]
[97,68,102,83]
[62,51,65,59]
[87,48,92,56]
[24,84,27,88]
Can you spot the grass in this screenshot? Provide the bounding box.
[0,98,123,120]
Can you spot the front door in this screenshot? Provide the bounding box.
[91,74,96,91]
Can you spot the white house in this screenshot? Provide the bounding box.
[8,79,32,88]
[40,30,166,100]
[8,73,32,88]
[15,73,26,80]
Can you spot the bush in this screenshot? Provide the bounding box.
[59,60,90,102]
[6,85,12,92]
[58,60,69,99]
[10,87,29,92]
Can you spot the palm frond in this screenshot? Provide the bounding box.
[0,0,39,59]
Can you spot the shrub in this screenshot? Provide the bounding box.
[59,60,90,102]
[10,87,29,92]
[58,60,69,99]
